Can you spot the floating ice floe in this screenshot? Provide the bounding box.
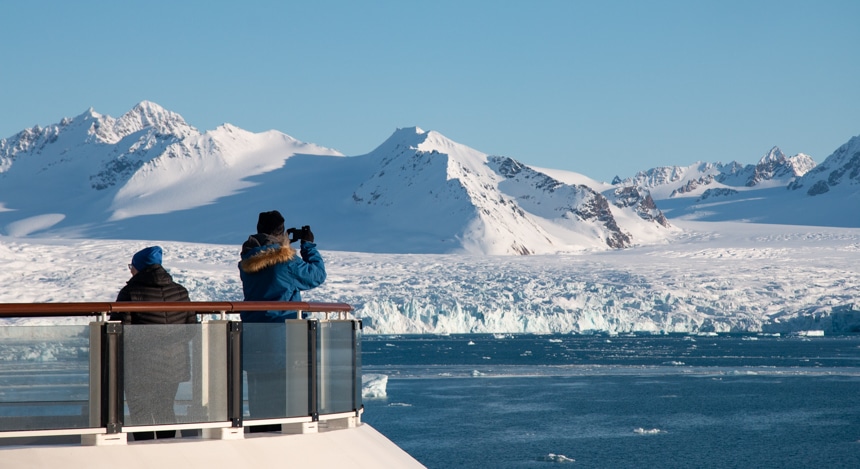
[793,330,825,337]
[539,453,575,463]
[361,373,388,398]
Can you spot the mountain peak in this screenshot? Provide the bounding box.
[130,100,167,117]
[73,107,102,122]
[85,106,98,115]
[369,126,435,156]
[113,100,198,140]
[399,125,425,135]
[760,146,786,164]
[123,100,187,128]
[390,126,427,145]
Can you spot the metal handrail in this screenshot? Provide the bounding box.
[0,301,353,318]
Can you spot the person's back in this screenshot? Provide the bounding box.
[112,246,196,441]
[115,269,194,324]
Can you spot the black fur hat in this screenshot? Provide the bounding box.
[257,210,285,235]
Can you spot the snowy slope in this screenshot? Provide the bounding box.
[348,127,674,254]
[0,102,343,238]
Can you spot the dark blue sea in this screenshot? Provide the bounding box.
[360,333,860,468]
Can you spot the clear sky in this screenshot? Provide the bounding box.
[1,0,858,182]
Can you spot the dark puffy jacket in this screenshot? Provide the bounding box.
[238,234,326,322]
[112,264,197,324]
[112,264,197,387]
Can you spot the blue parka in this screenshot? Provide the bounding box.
[238,234,326,322]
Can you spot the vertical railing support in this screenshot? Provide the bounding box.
[353,319,363,414]
[101,322,124,434]
[308,320,319,421]
[227,321,243,428]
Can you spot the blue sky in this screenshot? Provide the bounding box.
[1,0,858,182]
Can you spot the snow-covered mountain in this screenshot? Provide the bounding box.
[613,146,816,199]
[0,101,343,239]
[610,143,860,227]
[2,101,858,254]
[787,134,860,196]
[0,102,674,254]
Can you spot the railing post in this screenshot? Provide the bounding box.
[227,321,243,428]
[308,320,318,421]
[101,322,124,434]
[353,319,363,414]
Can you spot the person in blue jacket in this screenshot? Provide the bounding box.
[239,210,326,319]
[238,210,326,430]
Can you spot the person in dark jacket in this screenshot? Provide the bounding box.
[111,246,197,441]
[238,211,326,430]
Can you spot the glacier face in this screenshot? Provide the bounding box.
[312,221,860,335]
[0,220,858,335]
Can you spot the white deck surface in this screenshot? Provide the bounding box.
[1,424,425,469]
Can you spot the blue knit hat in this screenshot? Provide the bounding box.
[131,246,163,271]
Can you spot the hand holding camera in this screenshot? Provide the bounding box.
[287,225,314,244]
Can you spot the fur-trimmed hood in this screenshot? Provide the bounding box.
[237,233,326,322]
[239,243,297,274]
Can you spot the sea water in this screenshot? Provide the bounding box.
[360,334,860,468]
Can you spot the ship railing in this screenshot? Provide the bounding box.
[0,301,361,446]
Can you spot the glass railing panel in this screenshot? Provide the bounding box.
[122,323,227,427]
[191,322,229,423]
[0,325,92,431]
[318,321,357,415]
[242,321,310,420]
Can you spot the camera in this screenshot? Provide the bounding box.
[286,225,311,244]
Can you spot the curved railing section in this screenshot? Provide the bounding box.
[0,302,361,446]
